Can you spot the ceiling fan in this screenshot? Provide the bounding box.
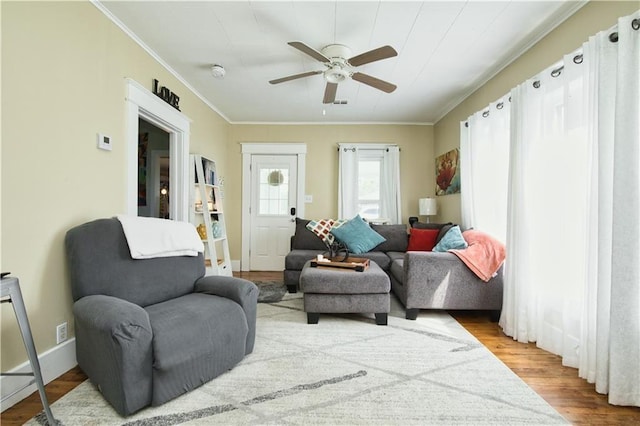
[269,41,398,104]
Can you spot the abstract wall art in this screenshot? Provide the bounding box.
[435,148,461,196]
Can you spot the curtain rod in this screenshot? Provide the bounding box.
[337,147,401,152]
[336,143,399,152]
[464,96,511,126]
[531,17,639,88]
[464,16,639,127]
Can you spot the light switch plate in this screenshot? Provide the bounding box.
[304,195,313,203]
[97,133,112,151]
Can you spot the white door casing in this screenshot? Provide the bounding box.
[126,78,190,221]
[241,143,306,271]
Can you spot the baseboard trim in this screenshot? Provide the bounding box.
[0,338,77,412]
[231,259,241,271]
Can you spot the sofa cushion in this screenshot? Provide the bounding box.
[331,215,386,254]
[291,218,327,250]
[145,293,248,405]
[390,258,405,284]
[370,224,409,252]
[306,219,347,245]
[433,225,468,251]
[285,249,325,270]
[353,251,392,271]
[386,251,405,261]
[411,221,443,230]
[407,228,439,251]
[436,223,456,243]
[411,221,455,243]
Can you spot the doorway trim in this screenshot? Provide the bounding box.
[125,78,190,221]
[240,143,306,271]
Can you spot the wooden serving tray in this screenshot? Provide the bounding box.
[310,257,370,272]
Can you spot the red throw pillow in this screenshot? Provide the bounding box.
[407,228,439,251]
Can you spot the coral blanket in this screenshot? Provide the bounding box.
[117,215,204,259]
[449,230,506,282]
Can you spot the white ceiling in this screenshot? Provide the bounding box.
[98,1,585,124]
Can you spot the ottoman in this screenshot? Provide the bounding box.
[299,260,391,325]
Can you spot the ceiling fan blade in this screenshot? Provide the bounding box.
[349,45,397,67]
[269,70,323,85]
[323,82,338,104]
[288,41,330,63]
[351,72,397,93]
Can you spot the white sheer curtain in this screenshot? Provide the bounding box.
[585,14,639,406]
[460,96,510,241]
[380,146,402,224]
[459,121,473,229]
[502,64,591,360]
[338,145,359,219]
[500,13,640,407]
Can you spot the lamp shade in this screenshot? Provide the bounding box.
[418,198,437,216]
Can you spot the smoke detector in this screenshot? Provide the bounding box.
[211,64,226,79]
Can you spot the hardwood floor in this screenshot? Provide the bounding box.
[452,311,640,425]
[2,271,638,425]
[0,366,87,426]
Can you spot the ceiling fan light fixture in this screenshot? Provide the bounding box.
[324,66,349,84]
[211,64,226,79]
[271,41,397,103]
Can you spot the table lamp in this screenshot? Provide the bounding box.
[418,198,437,223]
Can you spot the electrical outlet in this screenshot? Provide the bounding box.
[56,322,68,344]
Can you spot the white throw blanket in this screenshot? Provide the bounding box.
[117,215,204,259]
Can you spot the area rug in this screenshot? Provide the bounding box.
[254,280,287,303]
[29,294,568,425]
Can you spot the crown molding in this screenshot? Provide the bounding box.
[91,0,231,123]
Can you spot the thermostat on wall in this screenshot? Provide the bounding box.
[97,133,112,151]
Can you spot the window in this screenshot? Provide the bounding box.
[357,154,382,220]
[338,144,401,223]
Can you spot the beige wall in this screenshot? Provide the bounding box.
[1,2,229,370]
[226,124,434,259]
[434,1,639,225]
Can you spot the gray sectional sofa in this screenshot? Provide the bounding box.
[284,218,503,320]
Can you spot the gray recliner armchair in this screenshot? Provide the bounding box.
[65,218,258,416]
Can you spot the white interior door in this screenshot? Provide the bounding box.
[250,155,297,271]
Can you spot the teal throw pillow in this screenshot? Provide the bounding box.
[330,215,386,254]
[433,225,468,252]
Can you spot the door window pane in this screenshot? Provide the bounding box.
[258,168,289,215]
